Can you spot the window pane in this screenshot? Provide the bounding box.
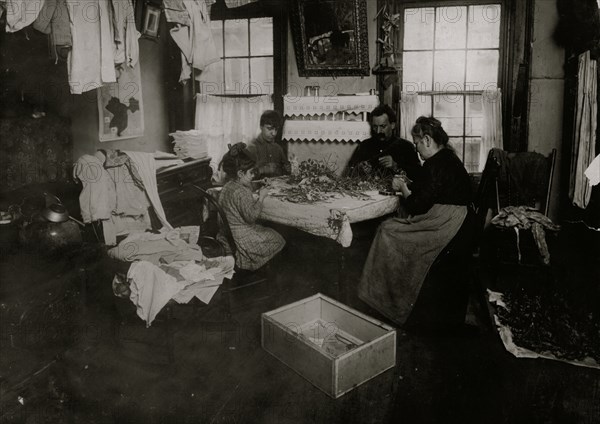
[250,57,273,94]
[468,5,501,48]
[434,50,465,90]
[224,59,249,93]
[435,6,467,49]
[466,50,499,88]
[402,51,433,92]
[211,21,224,57]
[404,8,434,50]
[464,137,481,173]
[198,61,224,94]
[466,94,483,136]
[449,137,465,160]
[416,95,432,118]
[434,94,464,136]
[224,19,249,57]
[250,17,273,56]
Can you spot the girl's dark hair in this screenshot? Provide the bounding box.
[411,116,451,149]
[219,142,256,179]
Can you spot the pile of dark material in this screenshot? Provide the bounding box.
[496,287,600,365]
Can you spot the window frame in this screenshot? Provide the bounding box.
[202,0,287,113]
[387,0,512,172]
[396,0,507,173]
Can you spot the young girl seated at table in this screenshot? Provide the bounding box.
[217,142,286,271]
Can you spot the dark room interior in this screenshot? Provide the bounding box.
[1,0,599,423]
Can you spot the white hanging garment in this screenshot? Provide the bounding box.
[5,0,45,32]
[170,0,219,82]
[66,0,116,94]
[110,0,140,68]
[570,51,598,209]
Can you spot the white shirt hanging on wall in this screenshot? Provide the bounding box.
[66,0,116,94]
[169,0,219,82]
[4,0,45,32]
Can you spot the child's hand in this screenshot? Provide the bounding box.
[258,187,269,201]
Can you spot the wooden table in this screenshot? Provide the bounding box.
[258,185,400,302]
[259,189,400,248]
[208,183,400,302]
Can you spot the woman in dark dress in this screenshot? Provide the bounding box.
[358,116,472,327]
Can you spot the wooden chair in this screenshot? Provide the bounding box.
[478,148,558,272]
[190,185,272,320]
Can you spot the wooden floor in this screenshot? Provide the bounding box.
[1,223,599,423]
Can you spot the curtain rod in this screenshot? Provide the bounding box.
[194,93,270,98]
[408,90,486,96]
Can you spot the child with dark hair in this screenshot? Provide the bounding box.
[247,110,290,178]
[218,142,285,271]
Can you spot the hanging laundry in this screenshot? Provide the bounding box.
[169,0,219,82]
[162,0,190,26]
[110,0,139,68]
[33,0,71,49]
[569,51,598,209]
[5,0,45,32]
[66,0,116,94]
[224,0,257,7]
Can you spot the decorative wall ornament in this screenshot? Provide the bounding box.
[290,0,370,77]
[142,2,161,39]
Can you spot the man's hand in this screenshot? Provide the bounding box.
[378,155,397,170]
[358,161,373,174]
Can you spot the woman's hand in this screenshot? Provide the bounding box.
[392,177,411,197]
[392,177,407,192]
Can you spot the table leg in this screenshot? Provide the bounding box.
[337,246,349,304]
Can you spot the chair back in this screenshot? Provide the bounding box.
[476,148,557,217]
[191,184,237,258]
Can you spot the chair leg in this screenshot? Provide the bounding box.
[165,305,175,364]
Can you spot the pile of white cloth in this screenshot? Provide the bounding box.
[110,227,234,326]
[170,130,208,159]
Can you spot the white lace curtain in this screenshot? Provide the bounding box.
[480,88,504,172]
[569,50,598,209]
[398,92,418,141]
[194,94,273,172]
[398,89,503,172]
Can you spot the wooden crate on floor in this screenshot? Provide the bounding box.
[261,293,396,398]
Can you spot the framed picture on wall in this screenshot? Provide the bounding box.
[97,64,145,142]
[142,3,161,38]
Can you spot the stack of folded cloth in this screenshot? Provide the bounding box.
[170,130,208,159]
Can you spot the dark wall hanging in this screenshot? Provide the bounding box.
[290,0,370,77]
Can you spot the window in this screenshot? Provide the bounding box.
[400,4,502,172]
[198,17,274,95]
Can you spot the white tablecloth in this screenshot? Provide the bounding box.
[260,190,399,247]
[208,185,399,247]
